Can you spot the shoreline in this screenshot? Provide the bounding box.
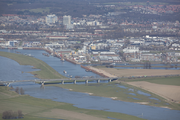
[50,82,180,110]
[1,49,179,110]
[0,51,66,79]
[0,87,145,120]
[126,81,180,104]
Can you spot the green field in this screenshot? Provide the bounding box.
[0,51,66,79]
[49,81,180,110]
[29,7,50,13]
[125,76,180,86]
[0,86,145,120]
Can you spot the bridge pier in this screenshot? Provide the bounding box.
[97,79,100,83]
[41,81,45,86]
[74,80,76,84]
[62,80,64,84]
[109,79,112,82]
[6,83,10,87]
[85,80,88,84]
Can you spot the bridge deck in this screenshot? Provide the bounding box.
[0,77,118,84]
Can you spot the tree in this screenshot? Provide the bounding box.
[20,88,24,95]
[10,85,14,90]
[18,110,23,118]
[2,110,23,119]
[15,87,19,94]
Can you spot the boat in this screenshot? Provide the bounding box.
[110,63,116,66]
[85,69,92,72]
[42,53,49,57]
[17,47,23,50]
[61,58,65,62]
[63,70,67,74]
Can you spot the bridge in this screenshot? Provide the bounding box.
[0,77,119,86]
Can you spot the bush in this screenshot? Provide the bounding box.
[2,110,23,119]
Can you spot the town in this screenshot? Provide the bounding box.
[1,1,180,120]
[0,1,180,65]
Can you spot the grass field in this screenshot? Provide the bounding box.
[99,67,180,77]
[49,81,180,110]
[29,7,50,13]
[0,86,145,120]
[0,51,66,79]
[125,76,180,104]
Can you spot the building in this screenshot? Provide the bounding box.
[63,15,71,25]
[46,14,58,24]
[8,41,17,47]
[123,46,139,53]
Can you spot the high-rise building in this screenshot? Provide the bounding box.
[63,15,71,25]
[46,14,58,24]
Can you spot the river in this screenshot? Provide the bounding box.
[0,49,180,120]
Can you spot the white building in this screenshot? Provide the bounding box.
[46,14,58,24]
[86,21,101,26]
[123,46,139,53]
[63,15,71,25]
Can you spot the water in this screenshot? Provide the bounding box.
[0,49,101,79]
[1,49,180,120]
[0,56,38,81]
[117,85,127,89]
[137,90,151,97]
[128,88,134,92]
[129,93,136,96]
[107,117,121,120]
[128,97,141,100]
[10,82,180,120]
[149,97,160,101]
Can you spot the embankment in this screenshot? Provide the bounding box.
[81,65,116,78]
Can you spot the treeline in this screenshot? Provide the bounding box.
[13,87,25,95]
[2,110,23,119]
[143,61,151,69]
[0,0,107,17]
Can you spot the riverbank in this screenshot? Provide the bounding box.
[49,81,180,110]
[125,76,180,103]
[0,86,145,120]
[81,66,117,78]
[0,51,66,79]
